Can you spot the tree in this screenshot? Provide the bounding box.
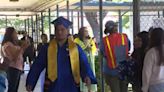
[85,12,107,42]
[84,0,130,42]
[84,0,108,42]
[7,19,24,30]
[0,18,24,31]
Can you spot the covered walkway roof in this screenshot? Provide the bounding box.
[0,0,164,17]
[70,1,164,11]
[0,0,79,17]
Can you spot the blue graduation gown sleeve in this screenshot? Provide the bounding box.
[77,45,97,84]
[26,44,48,90]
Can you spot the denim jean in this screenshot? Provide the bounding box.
[0,71,7,92]
[149,83,164,92]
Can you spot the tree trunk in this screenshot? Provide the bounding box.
[83,0,108,42]
[85,11,107,42]
[85,12,100,41]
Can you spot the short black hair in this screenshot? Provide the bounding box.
[41,34,47,38]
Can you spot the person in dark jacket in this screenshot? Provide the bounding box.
[37,34,48,53]
[131,31,149,92]
[21,31,35,67]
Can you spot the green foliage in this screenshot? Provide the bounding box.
[0,18,24,31]
[43,16,50,33]
[122,15,130,29]
[7,19,24,30]
[0,18,7,29]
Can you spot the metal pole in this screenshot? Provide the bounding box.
[67,0,70,20]
[36,14,39,44]
[56,4,59,18]
[27,18,30,35]
[33,18,36,43]
[119,10,122,33]
[38,15,40,34]
[31,16,34,38]
[158,11,160,18]
[41,12,44,34]
[66,0,71,33]
[77,12,80,29]
[71,11,74,34]
[48,9,51,36]
[5,16,7,27]
[80,0,84,27]
[133,0,140,37]
[99,0,104,92]
[24,19,27,32]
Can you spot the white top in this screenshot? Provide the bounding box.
[142,46,164,92]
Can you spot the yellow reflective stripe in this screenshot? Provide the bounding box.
[121,34,125,45]
[106,37,115,68]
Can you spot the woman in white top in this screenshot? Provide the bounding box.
[142,27,164,92]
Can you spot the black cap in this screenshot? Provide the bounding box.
[104,20,118,34]
[105,20,118,29]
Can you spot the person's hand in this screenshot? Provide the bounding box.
[21,40,30,50]
[84,76,91,86]
[84,77,92,92]
[26,85,33,92]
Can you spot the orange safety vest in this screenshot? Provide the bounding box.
[103,33,129,69]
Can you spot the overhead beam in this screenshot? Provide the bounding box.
[0,14,35,16]
[67,0,70,20]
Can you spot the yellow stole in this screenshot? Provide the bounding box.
[74,38,97,55]
[48,38,80,84]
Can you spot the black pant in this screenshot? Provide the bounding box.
[7,67,22,92]
[104,74,128,92]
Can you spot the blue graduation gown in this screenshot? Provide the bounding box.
[26,42,97,92]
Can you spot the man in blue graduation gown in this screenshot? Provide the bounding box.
[26,16,97,92]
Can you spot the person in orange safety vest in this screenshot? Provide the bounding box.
[101,20,130,92]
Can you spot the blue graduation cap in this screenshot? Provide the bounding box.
[51,16,73,29]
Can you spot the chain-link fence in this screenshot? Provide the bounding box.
[139,0,164,31]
